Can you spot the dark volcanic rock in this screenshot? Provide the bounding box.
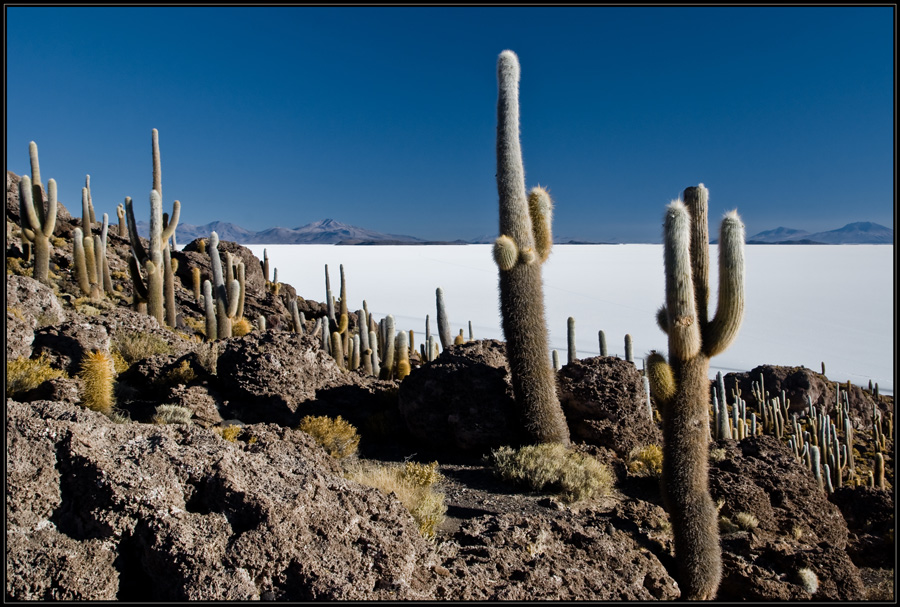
[710,435,863,600]
[6,398,434,601]
[397,340,525,454]
[557,356,662,458]
[215,331,352,426]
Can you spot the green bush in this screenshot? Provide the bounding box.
[298,415,360,459]
[491,443,614,504]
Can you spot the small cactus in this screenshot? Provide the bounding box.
[567,317,576,364]
[78,350,116,414]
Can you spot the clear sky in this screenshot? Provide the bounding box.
[5,6,894,242]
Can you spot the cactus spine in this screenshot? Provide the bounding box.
[649,184,745,600]
[493,50,569,446]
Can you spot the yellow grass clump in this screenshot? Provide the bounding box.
[7,354,67,398]
[345,460,446,540]
[298,415,360,459]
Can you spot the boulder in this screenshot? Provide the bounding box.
[397,340,525,453]
[557,356,662,458]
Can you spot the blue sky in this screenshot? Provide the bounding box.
[5,6,894,242]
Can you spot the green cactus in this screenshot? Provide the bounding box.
[18,169,57,285]
[395,330,411,380]
[567,317,576,364]
[436,287,451,351]
[208,231,242,339]
[116,203,126,237]
[202,279,217,340]
[625,334,634,363]
[125,191,180,323]
[598,330,607,357]
[493,50,570,446]
[649,184,745,600]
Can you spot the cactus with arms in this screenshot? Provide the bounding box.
[18,142,58,284]
[648,184,745,600]
[492,50,570,445]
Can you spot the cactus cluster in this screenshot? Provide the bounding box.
[648,184,746,600]
[124,129,181,326]
[202,231,245,340]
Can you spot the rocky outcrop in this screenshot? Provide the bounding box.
[397,340,525,453]
[710,435,864,601]
[557,356,662,458]
[6,398,435,601]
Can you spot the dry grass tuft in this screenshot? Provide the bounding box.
[491,443,614,504]
[345,460,446,540]
[7,355,67,398]
[153,404,193,425]
[627,444,663,477]
[298,415,360,459]
[231,317,253,337]
[112,331,172,365]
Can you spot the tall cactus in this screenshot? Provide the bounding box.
[125,191,180,323]
[208,231,242,339]
[648,184,745,600]
[18,173,57,285]
[124,130,181,325]
[493,50,570,446]
[436,287,451,351]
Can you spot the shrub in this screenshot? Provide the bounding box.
[627,444,663,477]
[734,511,759,532]
[215,424,241,442]
[112,331,172,365]
[298,415,360,459]
[7,354,67,398]
[78,350,116,413]
[345,460,446,540]
[6,257,32,277]
[161,359,196,387]
[195,342,219,375]
[153,404,193,425]
[232,317,253,337]
[491,443,614,504]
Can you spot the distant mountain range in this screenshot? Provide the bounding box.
[138,218,893,245]
[746,222,893,245]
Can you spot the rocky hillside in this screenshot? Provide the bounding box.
[6,169,895,600]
